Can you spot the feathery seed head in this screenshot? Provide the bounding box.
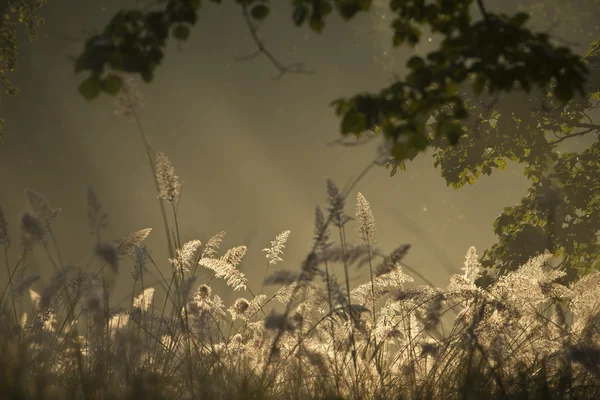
[155,152,181,205]
[199,257,247,291]
[117,228,152,256]
[202,230,227,258]
[87,186,108,233]
[24,189,60,231]
[300,251,320,282]
[292,310,304,327]
[94,242,119,274]
[263,230,291,265]
[114,76,144,120]
[376,244,411,276]
[222,245,247,267]
[264,310,294,332]
[448,247,483,293]
[42,311,57,332]
[265,270,298,286]
[133,288,155,312]
[355,192,377,246]
[313,206,331,252]
[196,284,212,300]
[108,312,130,335]
[230,333,244,345]
[131,245,149,281]
[82,286,102,312]
[230,298,251,320]
[20,312,27,329]
[326,179,349,228]
[169,240,202,273]
[12,274,40,297]
[20,211,45,248]
[234,298,250,313]
[29,289,40,309]
[326,179,340,200]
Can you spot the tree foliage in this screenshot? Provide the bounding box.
[73,0,600,282]
[428,39,600,284]
[75,0,588,153]
[0,0,47,140]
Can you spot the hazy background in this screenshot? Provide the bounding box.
[0,0,595,304]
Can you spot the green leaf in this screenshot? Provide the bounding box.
[293,5,307,26]
[453,102,468,119]
[79,76,102,100]
[309,15,325,33]
[338,3,361,20]
[410,132,429,151]
[392,141,415,161]
[101,74,123,96]
[251,4,270,21]
[341,111,367,134]
[407,56,424,70]
[510,12,529,27]
[173,24,191,40]
[496,158,507,170]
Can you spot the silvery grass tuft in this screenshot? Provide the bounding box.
[2,113,600,399]
[155,151,182,205]
[169,240,202,274]
[2,176,600,398]
[261,230,291,293]
[113,76,144,121]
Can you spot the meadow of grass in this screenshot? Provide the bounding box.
[1,81,600,400]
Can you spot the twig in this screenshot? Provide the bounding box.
[326,131,378,147]
[238,4,314,80]
[549,127,597,145]
[476,0,490,24]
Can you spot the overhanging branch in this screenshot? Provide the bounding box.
[549,127,598,145]
[238,3,314,80]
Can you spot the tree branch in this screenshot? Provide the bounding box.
[238,4,314,80]
[326,130,378,147]
[549,127,597,145]
[476,0,490,24]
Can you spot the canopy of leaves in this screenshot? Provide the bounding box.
[73,0,600,283]
[427,39,600,284]
[75,0,588,162]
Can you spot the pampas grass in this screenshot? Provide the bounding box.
[2,99,600,398]
[2,175,600,399]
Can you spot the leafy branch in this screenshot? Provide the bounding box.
[73,0,590,163]
[0,0,47,139]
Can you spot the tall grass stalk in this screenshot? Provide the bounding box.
[2,130,600,399]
